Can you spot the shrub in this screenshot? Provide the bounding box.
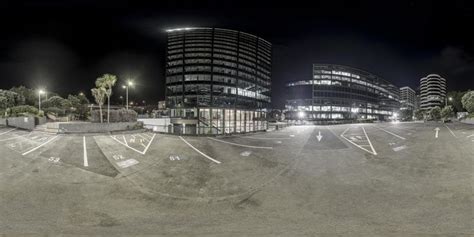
[91,109,137,123]
[9,105,39,117]
[44,107,66,117]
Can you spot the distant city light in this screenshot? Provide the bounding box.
[298,111,305,119]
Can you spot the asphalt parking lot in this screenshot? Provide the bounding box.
[0,122,473,236]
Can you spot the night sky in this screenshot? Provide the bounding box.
[1,0,474,108]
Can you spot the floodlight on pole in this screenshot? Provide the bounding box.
[38,89,45,112]
[123,80,134,110]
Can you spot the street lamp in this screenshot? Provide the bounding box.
[123,80,134,110]
[38,89,45,111]
[445,96,453,107]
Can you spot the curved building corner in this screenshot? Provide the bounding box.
[165,27,272,135]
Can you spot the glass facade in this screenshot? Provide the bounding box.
[285,64,400,122]
[165,28,272,134]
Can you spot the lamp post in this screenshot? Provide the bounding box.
[38,89,45,111]
[122,80,134,110]
[445,96,453,107]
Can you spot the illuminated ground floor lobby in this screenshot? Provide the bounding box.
[169,108,268,135]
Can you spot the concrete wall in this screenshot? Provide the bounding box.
[36,117,47,126]
[58,122,143,134]
[0,118,6,126]
[139,118,171,133]
[6,117,36,130]
[461,118,474,125]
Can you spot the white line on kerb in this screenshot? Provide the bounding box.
[207,137,273,149]
[374,126,406,140]
[467,134,474,138]
[179,136,221,164]
[83,136,89,167]
[0,128,16,136]
[22,135,59,156]
[444,124,457,138]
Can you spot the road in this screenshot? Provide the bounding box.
[0,122,473,235]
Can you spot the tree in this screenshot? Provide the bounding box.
[400,109,413,121]
[0,90,25,110]
[96,74,117,123]
[42,96,65,109]
[9,86,35,106]
[447,91,467,113]
[414,109,424,121]
[91,87,106,123]
[429,106,441,121]
[67,94,90,120]
[441,106,454,122]
[461,91,474,113]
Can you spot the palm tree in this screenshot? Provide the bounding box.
[96,74,117,123]
[91,87,106,123]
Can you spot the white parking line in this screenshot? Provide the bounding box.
[207,137,273,150]
[0,128,16,136]
[179,136,221,164]
[0,132,32,142]
[362,127,377,155]
[122,135,128,146]
[142,133,156,154]
[374,126,406,140]
[340,127,377,155]
[467,134,474,138]
[444,124,457,138]
[22,135,59,156]
[240,136,291,140]
[110,133,156,155]
[83,136,89,167]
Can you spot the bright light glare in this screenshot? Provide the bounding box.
[128,81,134,86]
[122,85,127,89]
[166,27,195,32]
[297,111,305,119]
[449,97,453,101]
[38,89,45,95]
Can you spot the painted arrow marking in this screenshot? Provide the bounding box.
[316,131,323,142]
[435,127,440,138]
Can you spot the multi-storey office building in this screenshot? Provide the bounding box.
[400,86,416,111]
[419,74,446,110]
[165,27,272,135]
[285,64,400,123]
